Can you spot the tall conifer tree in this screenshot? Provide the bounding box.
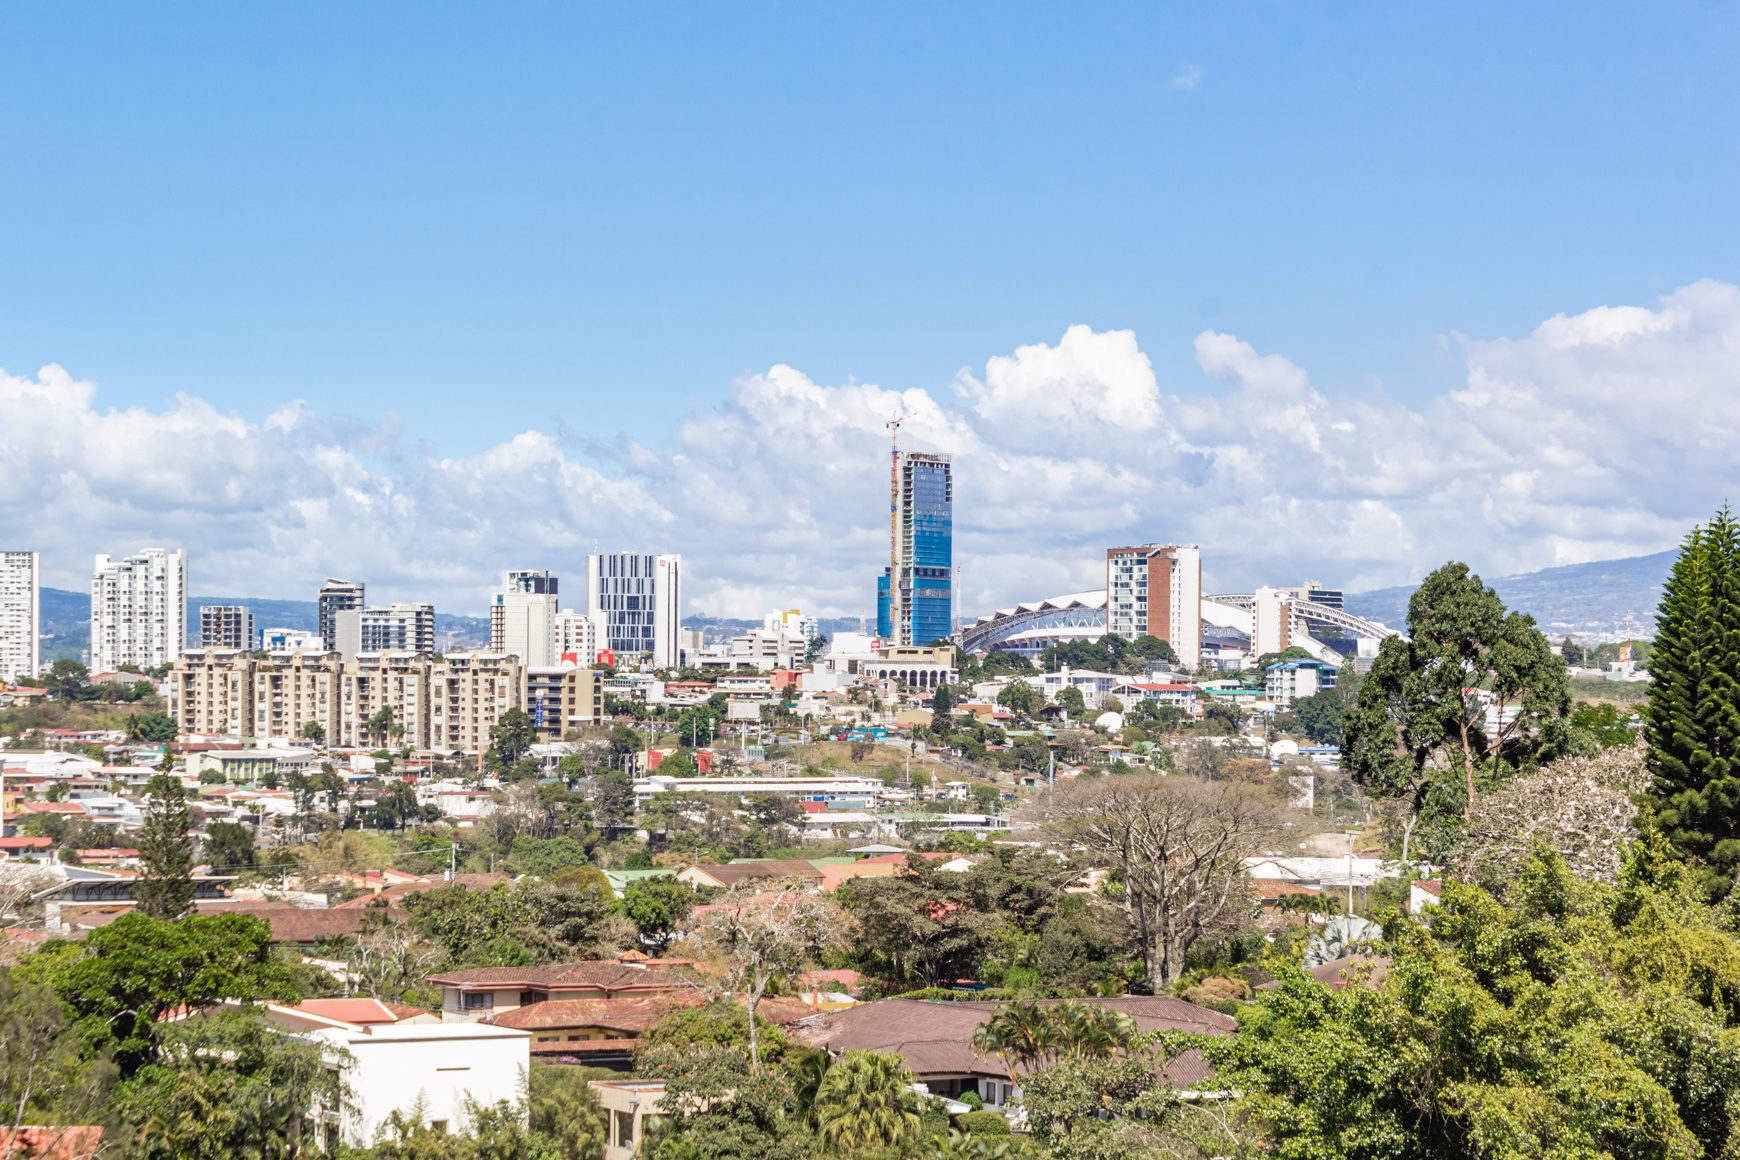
[136,773,195,919]
[1647,506,1740,895]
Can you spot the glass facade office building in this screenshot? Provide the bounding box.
[876,451,953,646]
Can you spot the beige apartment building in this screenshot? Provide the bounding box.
[339,650,431,749]
[167,648,529,756]
[254,649,344,743]
[168,647,258,736]
[431,652,524,753]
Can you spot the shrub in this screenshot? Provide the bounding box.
[958,1110,1010,1135]
[957,1089,983,1110]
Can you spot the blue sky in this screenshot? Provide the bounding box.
[3,4,1739,614]
[6,3,1737,448]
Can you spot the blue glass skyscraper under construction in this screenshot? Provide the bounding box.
[875,450,952,646]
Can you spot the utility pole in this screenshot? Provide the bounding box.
[1346,831,1356,916]
[448,841,456,885]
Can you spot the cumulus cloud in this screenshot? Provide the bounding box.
[1170,64,1202,90]
[3,281,1734,618]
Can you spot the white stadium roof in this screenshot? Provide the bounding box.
[962,590,1108,657]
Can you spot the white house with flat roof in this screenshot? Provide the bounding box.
[633,775,886,810]
[299,1018,531,1147]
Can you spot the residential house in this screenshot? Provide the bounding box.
[786,996,1235,1112]
[427,958,700,1024]
[674,860,824,890]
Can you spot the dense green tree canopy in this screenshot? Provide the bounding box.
[1213,841,1740,1160]
[1343,562,1570,859]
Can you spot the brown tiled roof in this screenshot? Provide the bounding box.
[685,860,821,887]
[260,906,408,944]
[1411,879,1442,896]
[489,994,701,1032]
[486,991,820,1035]
[530,1037,639,1056]
[71,900,400,943]
[426,960,699,993]
[785,996,1233,1088]
[1255,954,1391,993]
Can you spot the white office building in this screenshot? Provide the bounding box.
[489,571,559,667]
[587,553,681,668]
[91,548,188,671]
[552,610,600,666]
[0,551,40,682]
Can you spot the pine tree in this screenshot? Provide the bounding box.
[136,773,195,920]
[1646,506,1740,895]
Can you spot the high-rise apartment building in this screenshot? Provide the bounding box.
[91,548,188,671]
[317,579,366,651]
[333,603,436,658]
[876,451,952,647]
[1105,544,1202,670]
[489,570,559,667]
[0,551,40,682]
[199,605,255,651]
[587,553,681,668]
[169,647,526,755]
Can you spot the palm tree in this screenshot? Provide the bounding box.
[813,1050,923,1155]
[791,1049,834,1127]
[971,1002,1059,1077]
[1049,1001,1141,1060]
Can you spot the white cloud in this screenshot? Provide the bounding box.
[3,281,1734,619]
[1170,64,1202,90]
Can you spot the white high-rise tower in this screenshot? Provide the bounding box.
[0,551,40,682]
[91,548,188,671]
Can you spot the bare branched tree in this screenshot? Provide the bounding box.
[1047,774,1287,988]
[1448,743,1650,889]
[345,922,444,1005]
[684,881,854,1071]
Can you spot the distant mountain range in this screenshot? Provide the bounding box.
[38,588,492,661]
[1343,551,1674,639]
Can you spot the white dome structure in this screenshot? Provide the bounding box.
[1094,711,1125,731]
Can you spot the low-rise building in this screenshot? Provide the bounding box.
[786,996,1234,1112]
[426,958,699,1024]
[1264,660,1338,708]
[632,775,885,811]
[675,860,824,890]
[524,667,604,742]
